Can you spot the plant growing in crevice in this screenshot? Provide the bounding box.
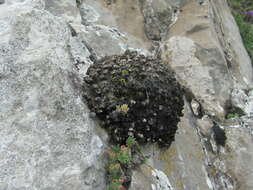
[106,137,146,190]
[227,113,239,119]
[225,104,245,119]
[83,51,184,189]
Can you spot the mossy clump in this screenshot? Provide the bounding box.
[83,50,184,146]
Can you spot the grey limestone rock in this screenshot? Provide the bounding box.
[0,1,107,189]
[162,0,252,119]
[163,36,231,118]
[139,0,174,41]
[1,0,253,189]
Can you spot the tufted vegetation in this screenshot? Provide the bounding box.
[83,51,184,147]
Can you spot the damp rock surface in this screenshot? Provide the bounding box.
[83,51,184,146]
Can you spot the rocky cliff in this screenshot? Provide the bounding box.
[0,0,252,190]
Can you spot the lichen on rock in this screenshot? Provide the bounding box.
[83,50,184,146]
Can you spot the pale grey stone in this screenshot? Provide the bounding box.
[0,1,107,189]
[1,0,253,190]
[130,101,214,190]
[139,0,174,40]
[191,99,201,116]
[44,0,81,24]
[197,116,213,136]
[162,0,253,119]
[163,36,231,118]
[231,89,250,115]
[211,0,253,87]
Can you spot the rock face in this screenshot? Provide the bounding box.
[162,0,253,119]
[139,0,174,41]
[163,36,232,118]
[0,1,107,189]
[0,0,253,190]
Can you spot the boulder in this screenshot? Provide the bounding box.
[163,36,231,118]
[0,1,107,189]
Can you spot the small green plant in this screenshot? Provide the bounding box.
[116,104,129,115]
[108,163,122,180]
[126,137,136,148]
[227,113,239,119]
[112,145,121,154]
[117,146,132,164]
[106,137,146,190]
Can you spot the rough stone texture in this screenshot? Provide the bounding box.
[210,0,253,87]
[139,0,174,41]
[77,25,129,59]
[162,0,253,119]
[220,125,253,190]
[1,0,253,189]
[129,166,153,190]
[44,0,81,24]
[159,5,253,189]
[129,166,175,190]
[79,0,152,51]
[0,1,107,189]
[191,99,201,117]
[129,97,253,190]
[163,36,231,118]
[231,89,253,117]
[129,102,214,190]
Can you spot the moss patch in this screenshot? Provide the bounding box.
[83,50,184,147]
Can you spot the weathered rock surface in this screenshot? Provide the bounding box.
[129,97,253,190]
[162,0,253,119]
[0,1,107,189]
[129,101,214,190]
[163,36,231,118]
[44,0,81,24]
[79,0,152,52]
[139,0,174,41]
[1,0,253,189]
